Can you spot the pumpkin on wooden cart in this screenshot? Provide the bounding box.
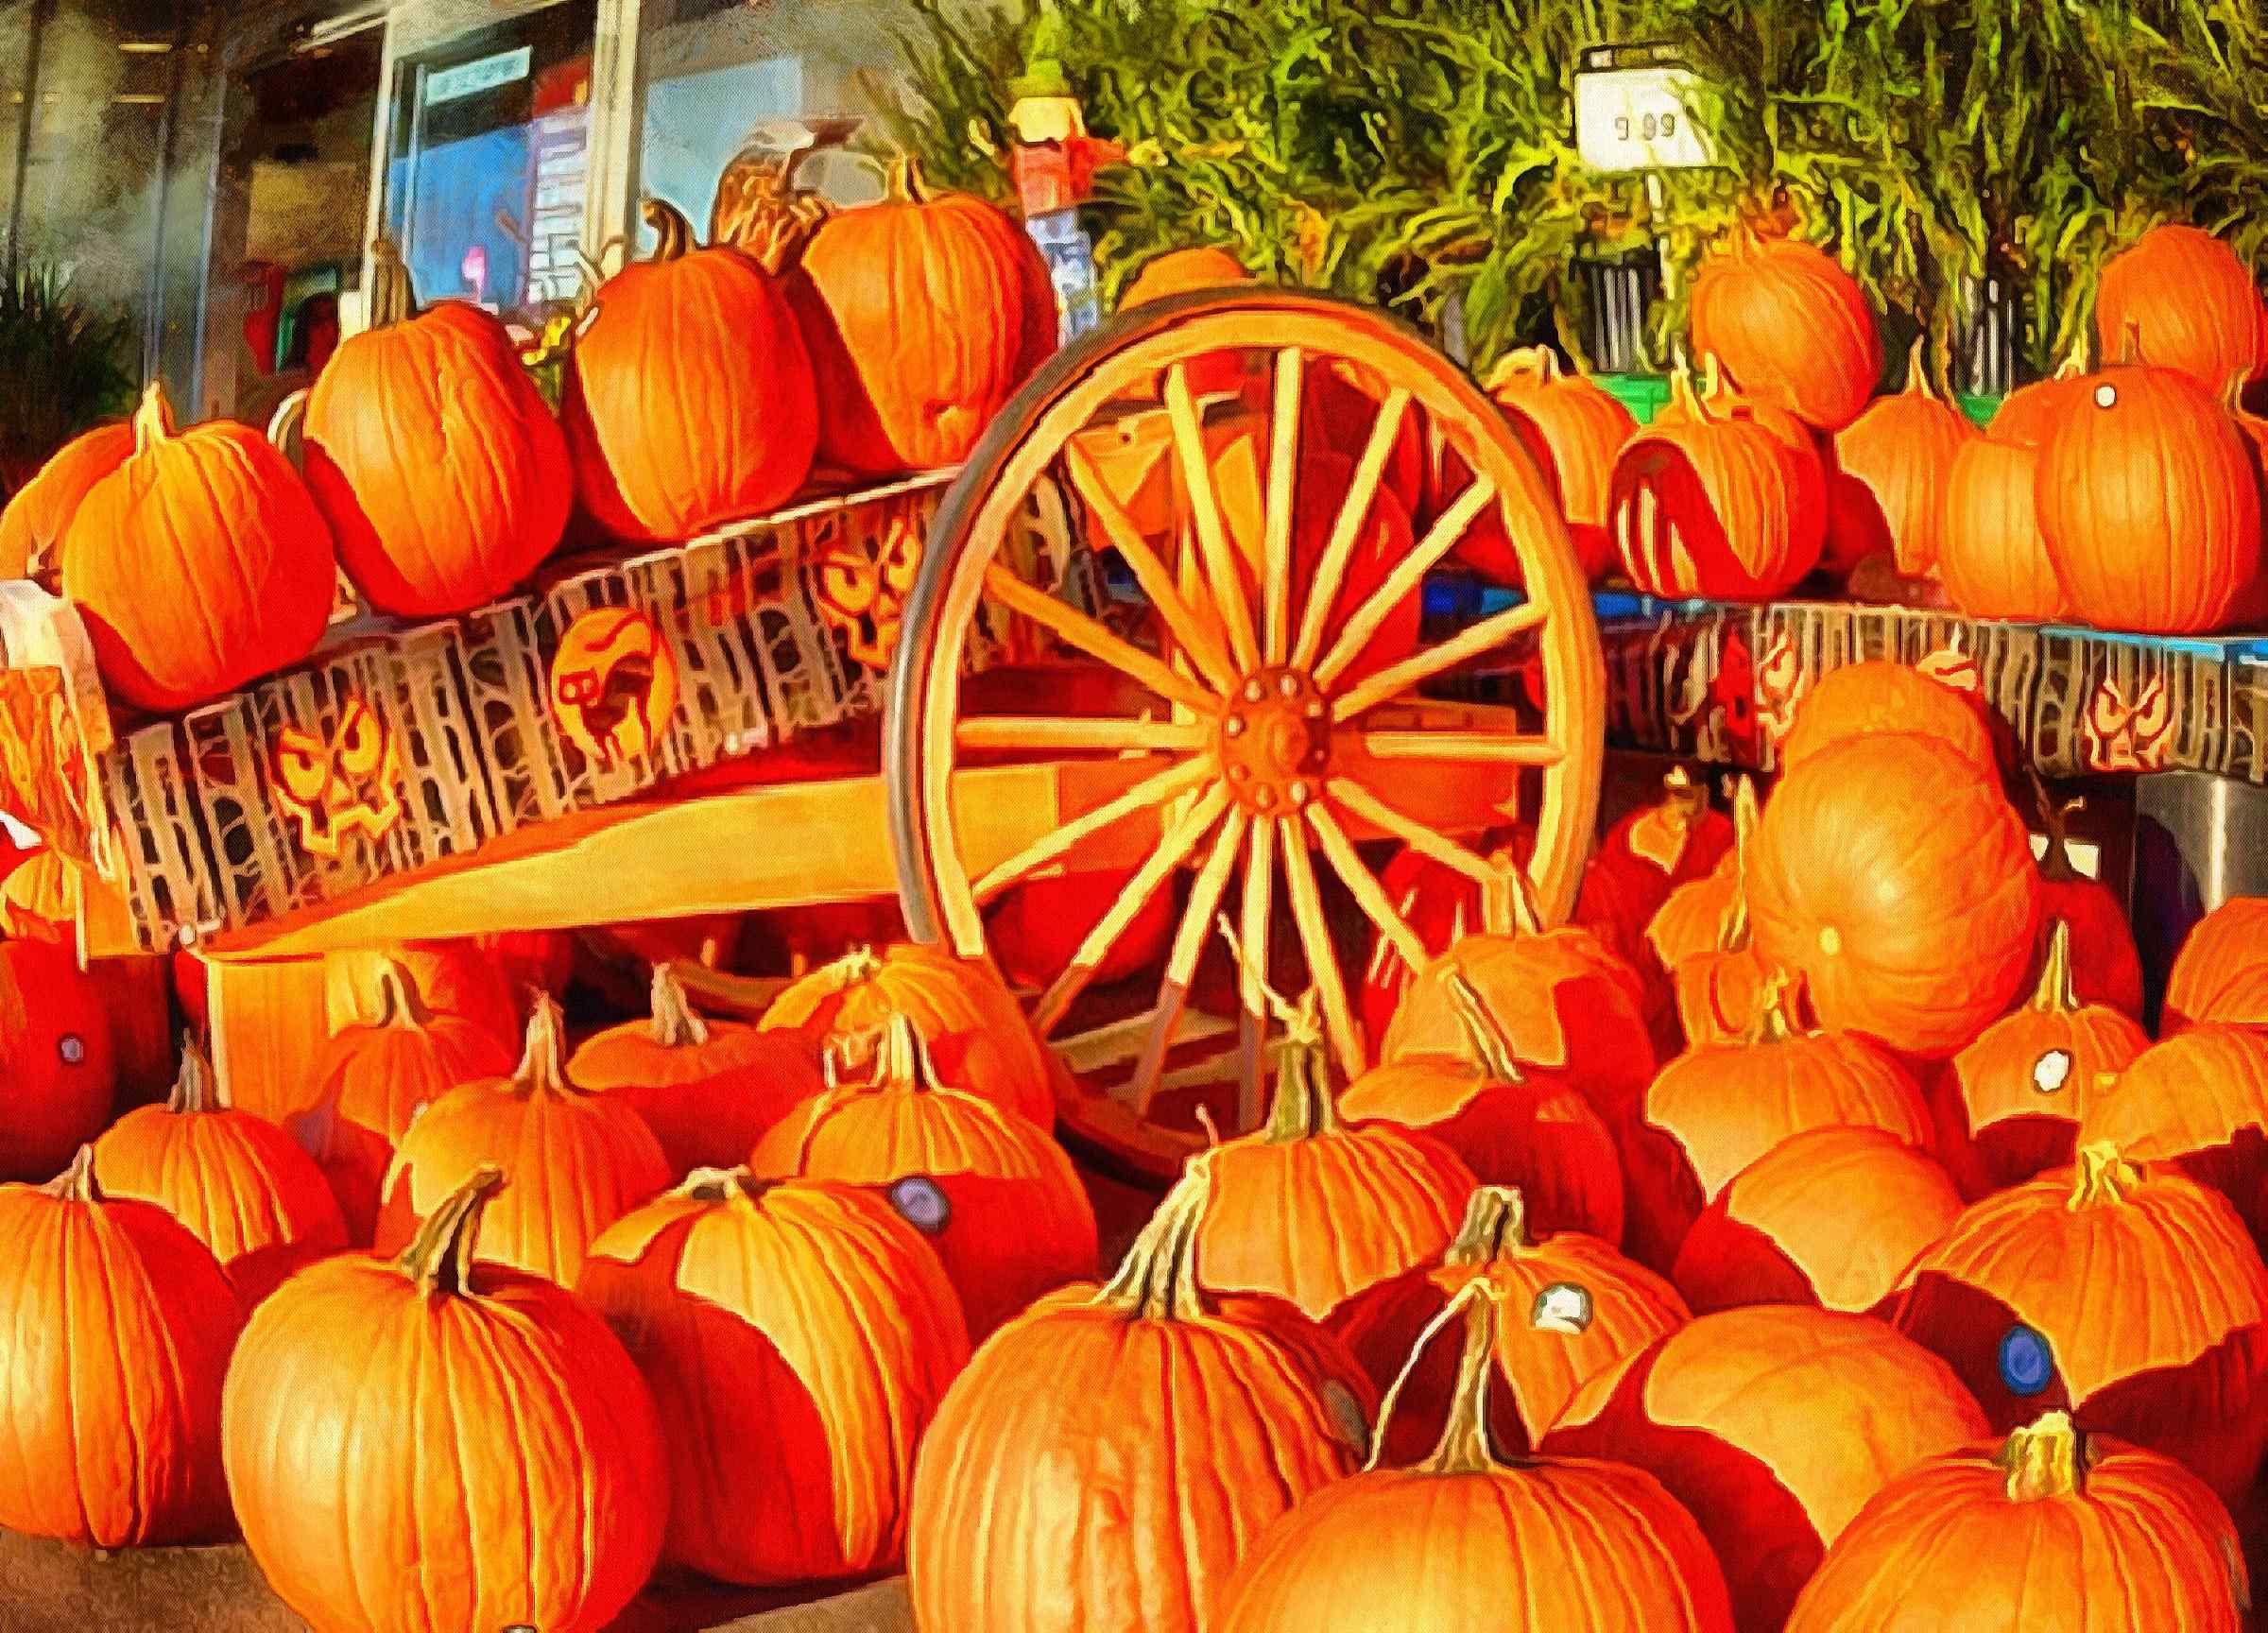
[0,418,131,577]
[750,1012,1097,1342]
[324,938,523,1057]
[1936,360,2086,622]
[2027,791,2146,1019]
[1689,232,1883,433]
[579,1168,968,1587]
[1354,828,1534,1045]
[0,938,115,1183]
[0,1146,238,1548]
[1831,338,1982,577]
[1220,1281,1735,1633]
[1774,658,2000,779]
[1471,345,1639,582]
[226,1167,665,1633]
[2079,1025,2268,1262]
[2095,223,2268,395]
[2164,895,2268,1032]
[907,1158,1376,1633]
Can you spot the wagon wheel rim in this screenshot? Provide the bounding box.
[889,290,1603,1174]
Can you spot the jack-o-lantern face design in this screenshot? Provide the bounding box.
[272,697,402,857]
[550,606,679,769]
[2083,677,2174,773]
[816,512,922,673]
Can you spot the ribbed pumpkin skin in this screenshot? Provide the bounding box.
[793,169,1054,476]
[1125,246,1248,304]
[2080,1026,2268,1254]
[1746,732,2041,1057]
[1542,1306,1990,1633]
[1989,370,2091,447]
[305,300,571,616]
[224,1178,666,1633]
[1833,362,1981,576]
[60,386,335,713]
[1690,237,1882,431]
[326,941,523,1058]
[0,939,116,1183]
[1484,348,1639,580]
[2036,366,2262,635]
[1609,401,1827,599]
[0,1163,238,1547]
[2095,224,2268,394]
[1939,435,2069,621]
[0,844,73,940]
[0,420,130,576]
[1776,659,1998,777]
[2166,897,2268,1031]
[1788,1418,2249,1633]
[579,1175,970,1585]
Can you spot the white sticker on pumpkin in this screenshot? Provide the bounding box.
[2033,1049,2073,1094]
[1533,1281,1594,1335]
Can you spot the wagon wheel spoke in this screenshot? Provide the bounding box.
[1062,437,1243,696]
[1313,473,1500,690]
[1352,729,1563,765]
[1280,813,1366,1077]
[1325,778,1503,889]
[1129,806,1251,1115]
[1236,811,1279,1131]
[1290,386,1413,672]
[1330,599,1552,722]
[973,755,1214,903]
[955,716,1211,754]
[1164,362,1261,671]
[981,565,1219,716]
[1031,783,1232,1037]
[1304,801,1428,974]
[1262,348,1305,664]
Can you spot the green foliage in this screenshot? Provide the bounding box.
[0,260,134,495]
[884,0,2268,384]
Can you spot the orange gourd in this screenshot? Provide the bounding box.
[2079,1025,2268,1258]
[1645,774,1759,972]
[0,843,73,941]
[1690,233,1883,431]
[1582,765,1735,977]
[2031,793,2146,1019]
[1832,339,1982,576]
[60,383,336,713]
[0,420,132,577]
[1939,435,2069,620]
[579,1169,969,1586]
[0,940,115,1183]
[2165,896,2268,1031]
[224,1166,666,1633]
[2095,224,2268,394]
[1483,346,1639,580]
[1119,246,1252,400]
[1776,658,1999,777]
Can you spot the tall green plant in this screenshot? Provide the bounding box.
[0,261,134,495]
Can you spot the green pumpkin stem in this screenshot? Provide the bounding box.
[1260,996,1344,1143]
[1998,1411,2086,1502]
[1444,971,1522,1084]
[2031,920,2079,1015]
[130,382,176,455]
[1747,970,1799,1044]
[2070,1142,2139,1211]
[166,1038,223,1114]
[1368,1279,1505,1476]
[43,1143,100,1202]
[396,1163,506,1296]
[511,993,576,1098]
[1096,1158,1213,1322]
[367,238,419,330]
[647,964,713,1050]
[1445,1184,1532,1265]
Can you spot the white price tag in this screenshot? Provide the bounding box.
[1574,61,1714,172]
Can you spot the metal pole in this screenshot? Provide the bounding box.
[142,0,190,387]
[5,0,53,286]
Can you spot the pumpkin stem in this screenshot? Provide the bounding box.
[1260,993,1345,1143]
[2030,920,2079,1015]
[166,1038,223,1115]
[826,1011,942,1098]
[367,238,419,330]
[395,1163,506,1296]
[1444,971,1522,1084]
[642,198,696,264]
[1998,1410,2087,1502]
[1746,970,1799,1044]
[1480,346,1561,394]
[368,957,431,1031]
[2031,779,2085,885]
[41,1143,101,1202]
[679,1164,759,1206]
[510,993,576,1098]
[1492,862,1545,937]
[1715,877,1752,954]
[1696,352,1727,404]
[1096,1157,1213,1323]
[1369,1279,1504,1476]
[1905,335,1940,402]
[1728,774,1761,846]
[1660,765,1708,830]
[2069,1142,2139,1211]
[129,382,177,455]
[647,964,713,1049]
[818,946,885,995]
[1666,363,1709,424]
[1445,1184,1532,1264]
[885,154,933,206]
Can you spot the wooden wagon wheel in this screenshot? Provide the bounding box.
[888,288,1605,1179]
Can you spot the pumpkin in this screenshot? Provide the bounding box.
[1481,345,1639,580]
[1542,1305,1990,1633]
[224,1166,666,1633]
[297,957,513,1242]
[1582,765,1736,972]
[60,383,336,713]
[1671,1126,1962,1317]
[1934,920,2146,1198]
[88,954,177,1108]
[564,198,817,542]
[1832,338,1982,576]
[2035,365,2262,634]
[1670,908,1769,1051]
[2095,223,2268,394]
[1938,434,2069,621]
[0,419,131,576]
[987,866,1175,993]
[791,158,1053,477]
[1785,1411,2251,1633]
[1339,969,1624,1245]
[579,1168,969,1585]
[0,843,74,940]
[302,239,571,616]
[1194,997,1475,1321]
[0,939,115,1183]
[1645,775,1759,972]
[1331,1184,1687,1466]
[2165,896,2268,1032]
[1689,233,1883,431]
[1356,834,1529,1044]
[1894,1143,2268,1504]
[1746,731,2041,1056]
[1119,245,1251,399]
[1987,358,2092,447]
[2032,793,2146,1019]
[373,994,670,1286]
[0,1147,237,1547]
[2079,1025,2268,1259]
[1220,1281,1735,1633]
[762,943,1055,1127]
[92,1041,346,1309]
[1624,977,1932,1273]
[750,1013,1098,1341]
[1607,366,1828,600]
[325,939,522,1057]
[570,963,823,1174]
[1777,658,1999,777]
[906,1159,1375,1633]
[477,928,576,1000]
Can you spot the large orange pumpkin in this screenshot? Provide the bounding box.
[1542,1305,1989,1633]
[1645,774,1759,972]
[579,1169,970,1586]
[1832,339,1982,576]
[0,419,130,576]
[2032,793,2146,1019]
[564,198,816,542]
[1481,345,1639,580]
[303,239,571,616]
[325,939,523,1058]
[1580,765,1735,981]
[0,939,115,1183]
[2079,1025,2268,1259]
[1987,358,2092,446]
[1124,245,1250,307]
[224,1166,666,1633]
[792,158,1054,477]
[1356,833,1533,1043]
[1895,1143,2268,1504]
[1220,1281,1735,1633]
[1786,1411,2251,1632]
[906,1159,1375,1633]
[2095,223,2268,394]
[2035,365,2262,634]
[374,995,670,1286]
[1671,1126,1962,1317]
[570,963,823,1174]
[92,1042,346,1310]
[0,1147,238,1547]
[1746,731,2041,1056]
[1331,1184,1687,1466]
[1776,658,1999,778]
[0,842,73,941]
[750,1013,1097,1341]
[1938,434,2069,621]
[60,383,336,713]
[2165,896,2268,1032]
[1689,234,1883,431]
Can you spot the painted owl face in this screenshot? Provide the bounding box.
[272,698,402,858]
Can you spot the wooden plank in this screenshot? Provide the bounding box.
[206,954,331,1125]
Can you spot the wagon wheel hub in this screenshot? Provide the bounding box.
[1216,666,1331,814]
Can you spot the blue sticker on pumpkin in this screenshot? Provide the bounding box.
[1999,1323,2054,1397]
[888,1176,952,1237]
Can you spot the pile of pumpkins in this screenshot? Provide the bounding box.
[0,160,1053,715]
[9,655,2268,1631]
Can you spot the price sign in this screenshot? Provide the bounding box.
[1572,48,1715,173]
